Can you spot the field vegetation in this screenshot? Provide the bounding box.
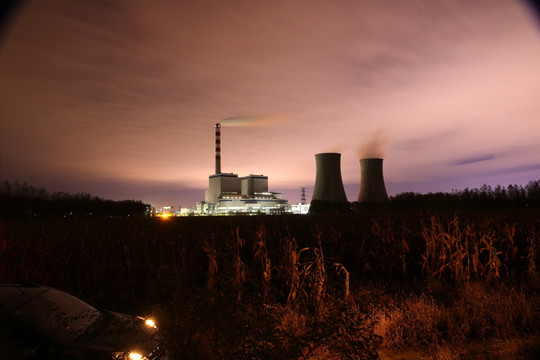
[1,180,540,359]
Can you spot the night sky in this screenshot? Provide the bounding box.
[1,0,540,208]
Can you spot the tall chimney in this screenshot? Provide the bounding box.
[311,153,348,205]
[357,158,388,203]
[215,123,221,174]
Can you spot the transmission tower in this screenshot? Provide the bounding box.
[300,187,306,204]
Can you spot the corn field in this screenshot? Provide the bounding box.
[1,209,539,359]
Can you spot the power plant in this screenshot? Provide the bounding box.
[357,158,389,203]
[189,123,390,215]
[197,123,289,215]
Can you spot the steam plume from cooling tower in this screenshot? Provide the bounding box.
[357,130,388,160]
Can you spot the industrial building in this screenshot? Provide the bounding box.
[196,123,290,215]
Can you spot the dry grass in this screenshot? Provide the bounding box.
[1,209,539,359]
[374,282,539,359]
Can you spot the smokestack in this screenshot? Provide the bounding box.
[215,123,221,174]
[357,158,388,203]
[310,153,348,212]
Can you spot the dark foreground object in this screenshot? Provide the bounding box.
[0,282,169,360]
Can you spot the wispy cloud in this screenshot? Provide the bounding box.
[453,154,495,165]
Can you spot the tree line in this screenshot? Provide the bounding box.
[324,180,540,213]
[387,180,540,210]
[0,180,150,219]
[2,179,540,218]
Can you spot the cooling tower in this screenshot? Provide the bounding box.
[311,153,348,204]
[357,158,389,203]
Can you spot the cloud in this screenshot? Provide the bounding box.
[481,163,540,177]
[453,154,495,165]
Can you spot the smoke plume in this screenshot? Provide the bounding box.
[220,114,284,127]
[357,130,388,159]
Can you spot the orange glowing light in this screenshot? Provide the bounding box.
[145,319,156,328]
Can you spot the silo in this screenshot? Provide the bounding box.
[357,158,388,203]
[310,153,348,212]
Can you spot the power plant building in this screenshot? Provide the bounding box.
[205,173,241,204]
[197,123,289,215]
[200,173,289,215]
